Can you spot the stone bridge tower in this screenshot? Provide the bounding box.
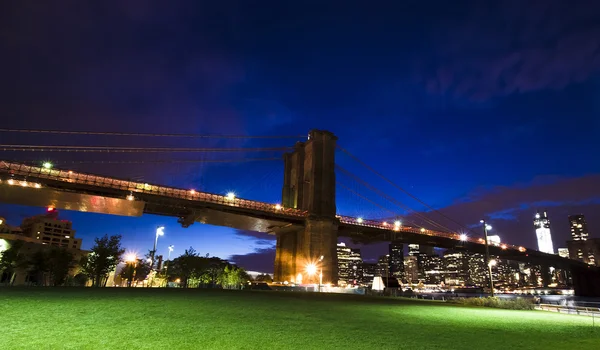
[274,130,338,284]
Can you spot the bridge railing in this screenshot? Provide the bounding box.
[0,161,306,218]
[337,215,525,253]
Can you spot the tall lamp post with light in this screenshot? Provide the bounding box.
[152,226,165,270]
[480,219,495,297]
[164,245,174,287]
[305,255,324,292]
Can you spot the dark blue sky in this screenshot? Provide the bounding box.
[1,1,599,272]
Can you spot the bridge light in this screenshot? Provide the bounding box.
[459,234,468,241]
[275,204,282,210]
[47,207,55,212]
[382,222,388,226]
[357,217,364,223]
[394,220,401,227]
[20,181,28,187]
[226,192,236,200]
[42,162,53,169]
[501,244,507,250]
[34,183,41,188]
[420,228,426,233]
[7,179,14,185]
[189,189,196,195]
[518,246,526,252]
[68,170,73,174]
[126,194,134,201]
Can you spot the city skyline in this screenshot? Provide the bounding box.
[1,1,600,272]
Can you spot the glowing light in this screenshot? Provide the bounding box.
[156,226,165,237]
[420,228,425,233]
[275,204,282,210]
[394,220,401,227]
[47,207,55,212]
[459,234,468,241]
[7,179,14,185]
[125,253,137,263]
[226,192,236,200]
[479,238,485,243]
[518,246,526,252]
[382,222,388,226]
[34,183,41,188]
[68,170,73,174]
[480,219,485,223]
[535,213,540,219]
[189,189,196,195]
[305,263,317,275]
[501,244,507,250]
[357,217,364,223]
[126,194,134,201]
[20,181,28,187]
[486,224,492,230]
[175,278,181,283]
[489,259,497,267]
[42,162,53,169]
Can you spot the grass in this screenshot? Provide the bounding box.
[0,288,597,350]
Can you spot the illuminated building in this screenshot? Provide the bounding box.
[422,254,443,284]
[336,242,362,285]
[569,214,589,241]
[443,250,469,286]
[467,252,487,286]
[567,239,600,267]
[388,241,404,278]
[487,235,501,246]
[20,208,82,249]
[361,263,378,285]
[403,256,419,283]
[408,244,434,280]
[558,248,569,258]
[533,211,554,254]
[377,254,390,277]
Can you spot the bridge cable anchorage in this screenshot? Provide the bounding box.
[336,145,477,235]
[337,182,425,230]
[336,165,455,233]
[0,145,294,153]
[0,128,305,139]
[7,158,282,165]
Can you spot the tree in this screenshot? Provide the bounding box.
[47,248,75,286]
[0,240,26,285]
[119,258,151,287]
[80,234,125,287]
[27,250,49,286]
[255,273,273,283]
[167,247,199,288]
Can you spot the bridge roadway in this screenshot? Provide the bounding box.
[0,160,595,271]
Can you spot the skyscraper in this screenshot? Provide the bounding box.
[558,248,570,258]
[569,214,589,241]
[533,211,554,254]
[336,242,362,285]
[404,255,419,283]
[388,241,404,278]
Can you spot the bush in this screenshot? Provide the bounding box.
[449,297,535,310]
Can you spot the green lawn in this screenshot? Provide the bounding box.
[0,288,597,349]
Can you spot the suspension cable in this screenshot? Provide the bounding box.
[6,158,281,165]
[0,128,305,139]
[0,145,293,153]
[337,145,473,233]
[337,182,424,229]
[336,165,455,233]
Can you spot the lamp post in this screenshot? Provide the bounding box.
[480,220,495,297]
[318,255,324,293]
[152,226,165,269]
[125,253,138,287]
[163,245,174,288]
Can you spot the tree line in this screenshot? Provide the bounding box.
[0,234,252,289]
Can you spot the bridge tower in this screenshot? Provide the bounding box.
[274,130,338,285]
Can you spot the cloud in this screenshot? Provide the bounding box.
[411,174,600,249]
[419,1,600,100]
[229,247,276,273]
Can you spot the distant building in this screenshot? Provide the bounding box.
[388,241,404,278]
[361,263,378,285]
[336,242,362,285]
[487,235,501,246]
[558,248,569,258]
[422,254,443,284]
[467,252,487,286]
[567,239,600,267]
[377,255,390,277]
[569,214,589,241]
[443,249,469,286]
[20,208,82,249]
[533,211,554,254]
[404,256,419,283]
[408,244,434,280]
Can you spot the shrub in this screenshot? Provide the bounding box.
[449,297,534,310]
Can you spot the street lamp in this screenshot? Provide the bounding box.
[480,219,495,297]
[152,226,165,269]
[318,255,324,292]
[163,245,175,288]
[168,245,174,260]
[125,253,138,287]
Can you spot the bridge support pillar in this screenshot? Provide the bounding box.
[274,217,338,285]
